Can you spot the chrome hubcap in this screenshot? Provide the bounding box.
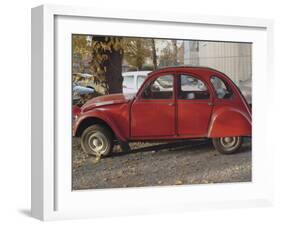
[220,137,239,150]
[88,131,108,155]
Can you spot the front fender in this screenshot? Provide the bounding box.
[208,107,251,138]
[73,109,127,141]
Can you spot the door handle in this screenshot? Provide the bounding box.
[168,103,175,106]
[208,102,214,106]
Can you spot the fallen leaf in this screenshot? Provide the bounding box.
[175,180,183,185]
[91,156,101,164]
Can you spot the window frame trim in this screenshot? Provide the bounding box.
[210,75,235,100]
[176,73,212,101]
[138,73,175,101]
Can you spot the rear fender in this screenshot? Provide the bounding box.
[208,107,251,138]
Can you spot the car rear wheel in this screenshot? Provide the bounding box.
[81,124,113,157]
[212,136,242,154]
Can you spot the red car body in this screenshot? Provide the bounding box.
[73,66,251,145]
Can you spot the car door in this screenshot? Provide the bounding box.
[177,74,213,136]
[131,74,176,137]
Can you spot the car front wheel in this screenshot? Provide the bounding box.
[212,136,242,154]
[81,125,113,157]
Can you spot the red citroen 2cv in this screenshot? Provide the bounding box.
[73,66,251,157]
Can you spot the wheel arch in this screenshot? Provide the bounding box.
[75,117,115,138]
[208,107,251,138]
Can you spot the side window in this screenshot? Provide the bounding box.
[178,74,210,100]
[141,75,173,99]
[210,76,233,99]
[137,75,146,89]
[123,76,134,89]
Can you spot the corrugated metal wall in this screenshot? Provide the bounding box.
[198,42,252,85]
[183,41,252,103]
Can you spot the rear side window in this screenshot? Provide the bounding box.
[210,76,233,99]
[178,74,210,100]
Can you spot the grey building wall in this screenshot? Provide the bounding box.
[183,41,252,103]
[197,41,252,85]
[184,41,199,66]
[184,41,252,85]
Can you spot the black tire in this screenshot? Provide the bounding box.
[81,124,113,157]
[212,136,243,154]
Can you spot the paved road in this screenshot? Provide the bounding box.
[72,138,251,190]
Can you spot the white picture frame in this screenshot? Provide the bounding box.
[31,4,274,221]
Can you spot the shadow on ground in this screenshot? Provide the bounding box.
[110,138,251,158]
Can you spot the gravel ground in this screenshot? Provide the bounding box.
[72,138,251,190]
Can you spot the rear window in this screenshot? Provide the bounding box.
[210,76,233,99]
[123,76,134,89]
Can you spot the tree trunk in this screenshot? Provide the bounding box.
[92,36,123,94]
[172,40,178,66]
[151,39,157,70]
[136,40,143,70]
[103,50,123,94]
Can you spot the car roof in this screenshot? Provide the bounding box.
[151,65,219,74]
[147,66,225,78]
